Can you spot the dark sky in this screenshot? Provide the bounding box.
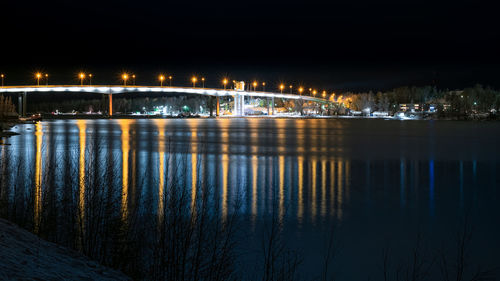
[1,0,499,91]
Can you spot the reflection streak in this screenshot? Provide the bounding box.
[77,120,86,232]
[34,123,43,233]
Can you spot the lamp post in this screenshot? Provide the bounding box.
[122,74,128,86]
[79,73,85,86]
[0,74,4,87]
[132,74,136,85]
[45,74,49,86]
[192,76,197,88]
[159,75,165,87]
[262,82,266,92]
[322,90,326,98]
[298,87,303,96]
[89,74,92,85]
[222,78,228,90]
[280,84,284,94]
[312,89,317,97]
[36,73,42,86]
[252,81,257,91]
[202,77,205,88]
[169,75,172,86]
[289,85,293,94]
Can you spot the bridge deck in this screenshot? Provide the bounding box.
[0,85,329,103]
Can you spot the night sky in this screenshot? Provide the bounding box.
[1,0,499,91]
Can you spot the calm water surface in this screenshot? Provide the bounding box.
[1,118,499,279]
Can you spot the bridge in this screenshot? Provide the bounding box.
[0,85,331,116]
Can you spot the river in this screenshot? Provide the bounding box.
[1,118,499,279]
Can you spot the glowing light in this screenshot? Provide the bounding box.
[122,73,129,86]
[222,78,228,90]
[159,75,165,87]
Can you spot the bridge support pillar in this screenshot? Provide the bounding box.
[271,97,275,115]
[18,94,22,117]
[209,96,213,117]
[108,94,113,116]
[233,94,245,116]
[23,92,27,116]
[240,95,245,116]
[216,96,220,117]
[18,92,27,117]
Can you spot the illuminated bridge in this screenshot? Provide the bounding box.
[0,85,331,116]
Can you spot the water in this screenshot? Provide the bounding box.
[1,118,499,279]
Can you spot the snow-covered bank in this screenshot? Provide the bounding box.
[0,219,131,281]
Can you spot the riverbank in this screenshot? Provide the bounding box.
[0,218,131,280]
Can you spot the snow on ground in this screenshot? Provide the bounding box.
[0,218,131,281]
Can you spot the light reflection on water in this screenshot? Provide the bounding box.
[1,118,500,277]
[7,119,358,224]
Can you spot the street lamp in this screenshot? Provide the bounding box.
[169,75,172,86]
[89,74,93,85]
[252,81,258,91]
[122,73,129,86]
[45,74,49,86]
[222,78,228,90]
[202,77,205,88]
[132,74,136,85]
[262,82,266,92]
[279,84,284,94]
[289,85,293,94]
[192,76,197,88]
[159,75,165,87]
[298,87,304,96]
[312,89,317,96]
[0,74,4,87]
[36,72,42,86]
[322,90,326,98]
[79,72,85,86]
